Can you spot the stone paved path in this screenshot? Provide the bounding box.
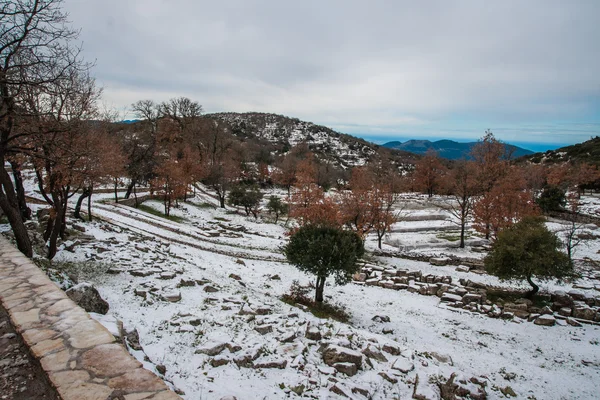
[0,237,181,400]
[0,303,60,400]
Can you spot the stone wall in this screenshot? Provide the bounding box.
[0,236,181,400]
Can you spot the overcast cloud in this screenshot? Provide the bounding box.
[63,0,600,148]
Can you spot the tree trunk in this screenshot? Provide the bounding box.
[0,167,32,257]
[9,161,31,221]
[114,180,119,203]
[88,187,93,221]
[219,194,225,208]
[459,221,466,248]
[133,184,138,207]
[377,232,383,249]
[124,180,136,199]
[315,276,326,303]
[74,187,91,221]
[47,210,62,260]
[525,275,539,299]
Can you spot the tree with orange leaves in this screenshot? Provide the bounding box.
[472,169,539,240]
[413,149,447,198]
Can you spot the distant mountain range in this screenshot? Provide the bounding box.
[382,139,534,160]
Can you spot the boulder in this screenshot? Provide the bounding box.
[572,303,597,321]
[557,307,572,317]
[158,271,177,280]
[462,293,482,304]
[162,291,181,303]
[567,318,583,327]
[322,345,363,369]
[177,278,196,287]
[441,293,462,303]
[534,314,556,326]
[195,341,227,356]
[254,324,273,335]
[333,362,358,376]
[66,282,109,314]
[391,357,414,373]
[305,325,322,341]
[362,345,387,362]
[382,343,401,356]
[204,285,219,293]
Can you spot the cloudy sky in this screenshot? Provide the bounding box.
[64,0,599,151]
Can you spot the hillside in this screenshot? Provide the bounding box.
[207,112,418,168]
[524,136,600,165]
[382,139,534,160]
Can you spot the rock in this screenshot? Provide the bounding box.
[351,385,370,397]
[211,356,230,367]
[134,288,147,299]
[330,383,353,398]
[429,351,453,365]
[229,273,242,281]
[238,304,257,315]
[382,343,401,356]
[177,278,196,287]
[372,315,391,323]
[65,283,109,314]
[158,271,177,280]
[540,306,553,315]
[255,307,272,315]
[269,274,281,280]
[572,303,597,321]
[334,362,358,376]
[156,364,166,375]
[534,314,556,326]
[568,289,586,301]
[441,293,462,303]
[162,291,181,303]
[129,269,156,277]
[305,325,321,341]
[106,267,122,274]
[378,371,398,384]
[253,358,287,369]
[278,331,296,343]
[125,329,143,351]
[353,272,367,282]
[462,293,482,304]
[391,357,414,373]
[204,285,219,293]
[322,345,363,369]
[430,257,450,266]
[557,307,572,317]
[362,345,387,362]
[254,324,273,335]
[195,341,227,356]
[235,259,246,266]
[219,397,237,400]
[455,265,470,273]
[566,318,582,327]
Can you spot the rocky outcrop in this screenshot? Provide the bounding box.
[65,283,109,315]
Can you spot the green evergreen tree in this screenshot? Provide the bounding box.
[485,216,573,298]
[284,225,364,303]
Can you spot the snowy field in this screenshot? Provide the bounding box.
[6,183,600,399]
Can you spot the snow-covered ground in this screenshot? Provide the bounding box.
[6,182,600,399]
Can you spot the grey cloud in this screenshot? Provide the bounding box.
[65,0,600,143]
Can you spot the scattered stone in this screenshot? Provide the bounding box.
[322,345,363,369]
[204,285,219,293]
[210,356,230,367]
[129,269,156,277]
[195,341,227,356]
[158,271,177,280]
[270,274,281,280]
[382,343,401,356]
[362,345,387,362]
[333,362,358,376]
[305,325,321,341]
[430,257,450,266]
[253,358,287,369]
[65,283,109,315]
[255,307,272,315]
[455,265,470,273]
[441,293,463,303]
[558,307,572,317]
[134,288,147,299]
[177,278,196,287]
[391,357,414,373]
[162,291,181,303]
[372,315,390,323]
[278,331,296,343]
[156,364,167,375]
[378,371,398,384]
[255,324,273,335]
[106,267,122,274]
[429,351,453,365]
[330,383,353,398]
[534,314,556,326]
[566,318,582,327]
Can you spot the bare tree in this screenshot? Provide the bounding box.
[1,0,91,257]
[443,161,479,248]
